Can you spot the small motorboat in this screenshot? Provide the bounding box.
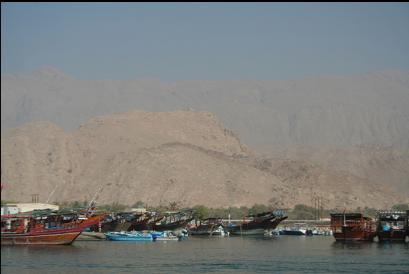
[105,231,153,241]
[279,223,312,236]
[151,231,181,241]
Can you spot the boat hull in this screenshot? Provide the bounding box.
[230,228,266,235]
[333,231,376,242]
[377,231,406,242]
[190,231,225,236]
[1,215,103,245]
[227,216,287,236]
[1,231,81,245]
[279,230,306,236]
[151,219,193,232]
[189,224,226,236]
[105,232,153,241]
[101,221,132,233]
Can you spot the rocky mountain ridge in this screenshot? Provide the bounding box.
[1,110,406,209]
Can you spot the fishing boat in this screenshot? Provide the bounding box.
[98,212,134,232]
[227,211,288,235]
[105,231,153,241]
[151,231,181,241]
[148,209,195,232]
[98,211,153,232]
[189,218,226,236]
[128,212,164,231]
[279,223,312,236]
[376,211,407,242]
[330,212,376,242]
[1,210,103,245]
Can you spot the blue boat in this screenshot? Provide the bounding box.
[105,231,153,241]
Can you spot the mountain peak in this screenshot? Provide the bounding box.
[30,66,73,80]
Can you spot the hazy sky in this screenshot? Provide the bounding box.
[2,3,409,80]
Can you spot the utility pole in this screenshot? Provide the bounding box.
[312,195,325,221]
[31,194,39,203]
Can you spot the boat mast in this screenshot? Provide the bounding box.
[343,209,346,227]
[46,184,59,204]
[88,185,104,210]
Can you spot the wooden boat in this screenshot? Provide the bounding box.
[330,212,376,242]
[96,212,150,232]
[1,211,103,245]
[94,209,193,233]
[189,218,226,236]
[98,212,133,232]
[147,209,194,232]
[376,211,407,242]
[227,211,288,235]
[127,212,164,231]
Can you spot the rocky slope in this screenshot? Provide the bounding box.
[1,111,406,209]
[2,69,408,208]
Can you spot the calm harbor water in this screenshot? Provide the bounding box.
[2,236,408,274]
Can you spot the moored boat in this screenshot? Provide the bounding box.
[330,212,376,242]
[376,211,407,242]
[95,212,151,233]
[151,231,181,241]
[279,223,312,236]
[1,210,103,245]
[105,231,153,241]
[128,212,164,231]
[189,218,226,236]
[149,209,195,232]
[98,212,134,232]
[227,211,288,235]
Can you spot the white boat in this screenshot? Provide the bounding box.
[151,231,181,241]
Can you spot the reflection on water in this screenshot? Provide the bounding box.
[331,241,374,250]
[2,236,409,274]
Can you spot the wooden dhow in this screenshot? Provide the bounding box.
[330,212,376,242]
[1,209,104,245]
[226,211,288,235]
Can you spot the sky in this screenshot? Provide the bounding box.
[1,3,409,80]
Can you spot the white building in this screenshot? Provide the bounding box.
[1,203,59,215]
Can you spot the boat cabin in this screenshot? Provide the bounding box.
[377,211,406,233]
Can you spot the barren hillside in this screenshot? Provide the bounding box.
[1,110,405,209]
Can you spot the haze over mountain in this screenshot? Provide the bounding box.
[1,68,408,207]
[2,68,409,153]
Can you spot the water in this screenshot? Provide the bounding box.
[2,236,408,274]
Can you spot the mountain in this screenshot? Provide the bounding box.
[2,69,409,153]
[1,68,408,208]
[1,111,406,209]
